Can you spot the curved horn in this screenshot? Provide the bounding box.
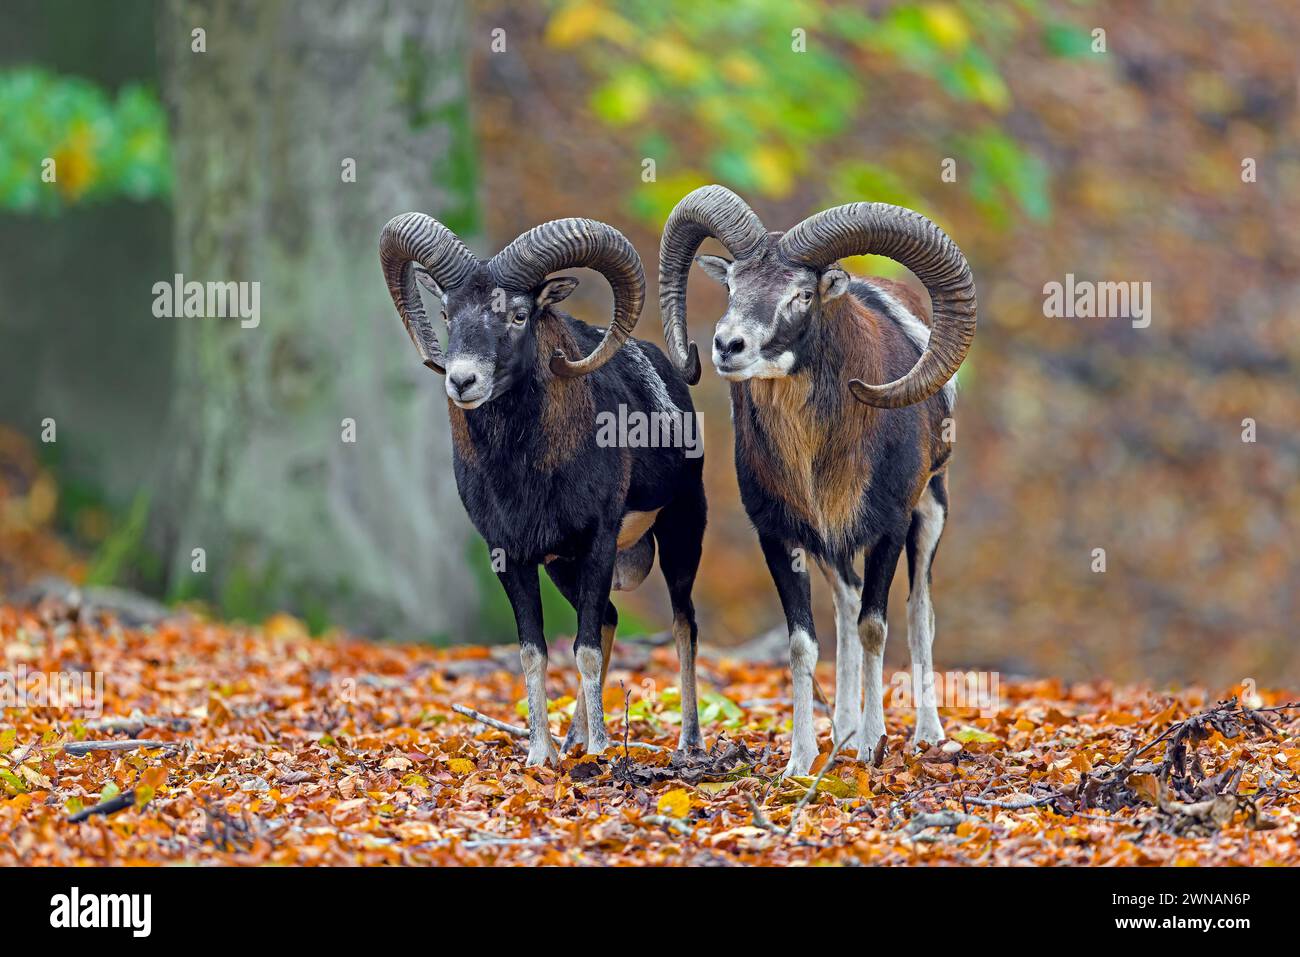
[379,212,479,375]
[658,185,769,385]
[489,218,645,378]
[779,203,976,409]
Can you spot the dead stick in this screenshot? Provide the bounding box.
[961,792,1059,809]
[67,790,136,822]
[450,703,666,752]
[63,740,181,756]
[84,715,191,734]
[785,730,856,837]
[642,814,692,835]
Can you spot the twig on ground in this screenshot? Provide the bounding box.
[744,788,785,836]
[450,703,666,752]
[785,730,856,837]
[84,714,192,734]
[642,815,692,836]
[67,791,136,822]
[961,792,1061,810]
[63,739,182,756]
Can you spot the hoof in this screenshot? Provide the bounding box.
[525,739,561,768]
[780,751,816,779]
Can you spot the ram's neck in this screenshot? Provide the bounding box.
[733,296,880,546]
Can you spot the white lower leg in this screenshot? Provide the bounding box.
[824,569,863,744]
[784,627,820,777]
[576,645,609,755]
[564,685,589,752]
[908,490,946,746]
[520,643,559,767]
[908,590,944,745]
[858,613,888,755]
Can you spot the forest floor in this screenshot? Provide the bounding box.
[2,597,1297,866]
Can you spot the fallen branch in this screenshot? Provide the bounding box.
[786,730,856,837]
[450,703,666,752]
[63,739,182,756]
[961,792,1060,810]
[67,791,136,822]
[642,814,692,835]
[84,714,192,734]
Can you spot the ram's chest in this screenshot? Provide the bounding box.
[738,378,871,546]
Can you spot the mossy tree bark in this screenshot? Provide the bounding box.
[156,0,479,639]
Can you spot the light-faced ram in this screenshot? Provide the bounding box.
[658,186,976,775]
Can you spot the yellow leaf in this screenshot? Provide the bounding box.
[695,780,731,795]
[263,612,309,641]
[920,3,970,51]
[953,725,1000,743]
[545,2,602,48]
[446,758,475,774]
[657,788,691,818]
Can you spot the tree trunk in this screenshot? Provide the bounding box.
[156,0,479,639]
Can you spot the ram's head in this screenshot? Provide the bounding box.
[380,215,644,408]
[658,185,976,408]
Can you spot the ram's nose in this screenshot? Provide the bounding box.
[713,334,746,361]
[448,371,478,397]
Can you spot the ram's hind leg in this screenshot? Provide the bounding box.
[906,475,948,747]
[545,560,617,753]
[653,480,707,754]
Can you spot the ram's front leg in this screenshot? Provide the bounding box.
[573,531,619,757]
[498,559,559,767]
[759,534,820,777]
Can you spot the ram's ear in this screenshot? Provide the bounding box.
[412,264,445,298]
[536,275,579,307]
[695,254,732,286]
[819,265,850,301]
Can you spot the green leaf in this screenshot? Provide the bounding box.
[952,726,999,743]
[0,769,25,795]
[1043,23,1095,59]
[99,781,121,801]
[0,729,16,754]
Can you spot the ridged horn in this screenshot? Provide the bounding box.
[779,203,976,409]
[379,212,479,375]
[658,185,769,385]
[489,218,644,378]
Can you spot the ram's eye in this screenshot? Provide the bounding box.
[800,289,814,303]
[511,310,529,325]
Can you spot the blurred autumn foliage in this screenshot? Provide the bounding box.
[474,0,1300,685]
[0,427,82,593]
[0,68,170,211]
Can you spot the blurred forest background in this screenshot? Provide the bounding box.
[0,0,1295,687]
